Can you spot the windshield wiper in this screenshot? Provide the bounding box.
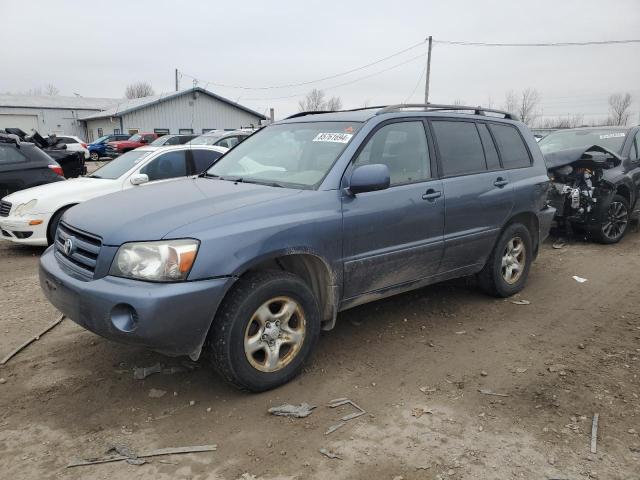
[87,174,102,178]
[200,172,220,179]
[238,178,284,188]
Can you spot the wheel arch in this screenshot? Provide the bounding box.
[501,211,540,258]
[46,203,78,244]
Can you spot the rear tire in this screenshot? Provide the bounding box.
[207,270,321,392]
[477,223,533,297]
[592,194,629,244]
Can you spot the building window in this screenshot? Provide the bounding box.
[202,128,215,133]
[154,128,170,135]
[128,128,139,135]
[97,128,103,137]
[179,128,194,134]
[114,128,121,134]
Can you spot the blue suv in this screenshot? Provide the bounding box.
[40,104,555,391]
[87,134,131,161]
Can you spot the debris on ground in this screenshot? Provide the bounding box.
[548,364,568,373]
[455,330,467,335]
[511,299,531,305]
[325,398,367,435]
[515,368,528,373]
[67,444,217,468]
[0,378,6,384]
[319,448,342,460]
[133,362,195,380]
[480,370,488,376]
[0,314,65,365]
[478,389,510,397]
[419,386,437,394]
[411,406,433,418]
[591,413,599,454]
[552,239,567,249]
[572,275,588,283]
[148,388,167,398]
[268,403,316,418]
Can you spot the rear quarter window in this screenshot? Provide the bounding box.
[0,145,27,164]
[477,124,501,170]
[432,120,487,176]
[489,124,531,169]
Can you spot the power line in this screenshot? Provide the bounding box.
[180,39,426,91]
[435,39,640,47]
[237,53,426,102]
[404,62,427,103]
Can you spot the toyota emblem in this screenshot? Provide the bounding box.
[63,237,75,256]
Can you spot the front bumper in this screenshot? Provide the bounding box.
[39,246,234,358]
[0,214,49,246]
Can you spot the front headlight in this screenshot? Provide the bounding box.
[109,239,199,282]
[14,199,38,216]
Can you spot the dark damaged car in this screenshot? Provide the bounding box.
[540,126,640,243]
[40,104,554,391]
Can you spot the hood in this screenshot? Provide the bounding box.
[64,177,301,246]
[544,144,622,170]
[108,140,140,149]
[3,177,117,213]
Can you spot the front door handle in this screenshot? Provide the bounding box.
[494,177,509,188]
[422,189,442,201]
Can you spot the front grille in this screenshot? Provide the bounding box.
[54,222,102,278]
[0,200,11,217]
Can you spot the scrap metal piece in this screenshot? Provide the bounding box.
[478,389,510,397]
[591,413,599,454]
[133,363,163,380]
[268,403,316,418]
[67,444,217,468]
[325,397,366,434]
[319,448,342,460]
[0,314,65,365]
[325,422,346,435]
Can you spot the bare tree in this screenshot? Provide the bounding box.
[503,88,540,125]
[607,93,632,126]
[538,114,585,129]
[298,89,342,112]
[125,81,155,99]
[44,84,60,96]
[24,87,43,96]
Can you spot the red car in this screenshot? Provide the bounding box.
[105,132,159,158]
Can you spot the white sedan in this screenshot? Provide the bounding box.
[0,144,227,246]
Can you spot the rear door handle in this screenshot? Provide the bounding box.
[494,177,509,188]
[422,189,442,201]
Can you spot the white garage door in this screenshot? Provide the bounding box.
[0,114,39,133]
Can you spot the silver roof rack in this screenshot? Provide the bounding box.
[376,103,519,121]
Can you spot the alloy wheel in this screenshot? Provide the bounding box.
[501,236,526,285]
[602,201,628,241]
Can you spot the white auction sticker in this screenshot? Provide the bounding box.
[599,132,625,139]
[313,132,353,143]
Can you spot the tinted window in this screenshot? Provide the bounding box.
[141,151,187,181]
[89,150,152,179]
[490,124,531,169]
[632,131,640,161]
[192,149,223,172]
[0,145,27,164]
[432,121,486,176]
[354,121,430,185]
[477,124,501,170]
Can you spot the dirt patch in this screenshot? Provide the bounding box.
[0,235,638,479]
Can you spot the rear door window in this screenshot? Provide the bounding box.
[192,149,224,172]
[0,145,27,164]
[489,124,531,169]
[432,120,487,176]
[477,124,501,170]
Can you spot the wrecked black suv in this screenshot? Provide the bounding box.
[540,126,640,243]
[40,104,554,391]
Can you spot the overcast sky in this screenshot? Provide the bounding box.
[2,0,639,123]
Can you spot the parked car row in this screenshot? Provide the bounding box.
[3,103,638,393]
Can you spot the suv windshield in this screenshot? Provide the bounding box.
[539,129,629,154]
[88,150,152,179]
[94,135,109,144]
[207,122,362,188]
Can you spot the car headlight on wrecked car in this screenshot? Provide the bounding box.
[109,239,199,282]
[14,199,38,216]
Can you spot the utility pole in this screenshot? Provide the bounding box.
[424,35,433,104]
[175,68,179,92]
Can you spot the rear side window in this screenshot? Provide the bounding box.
[0,145,27,164]
[477,124,501,170]
[432,121,486,176]
[140,151,187,181]
[192,149,224,172]
[490,124,531,169]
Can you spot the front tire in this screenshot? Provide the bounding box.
[207,270,320,392]
[89,151,99,161]
[592,194,629,244]
[477,223,533,297]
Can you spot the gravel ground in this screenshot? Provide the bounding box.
[0,231,638,479]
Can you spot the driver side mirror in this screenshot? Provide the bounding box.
[348,164,390,195]
[130,173,149,185]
